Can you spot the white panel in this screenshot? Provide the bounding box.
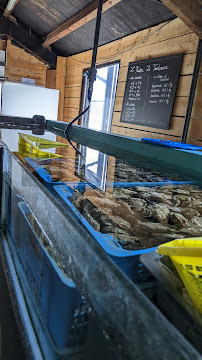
[0,66,5,77]
[0,51,5,63]
[2,82,59,120]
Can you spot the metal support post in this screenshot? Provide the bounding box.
[181,39,202,143]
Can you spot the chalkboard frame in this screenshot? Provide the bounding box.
[120,53,184,130]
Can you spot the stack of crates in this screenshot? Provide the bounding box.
[5,180,90,360]
[5,157,201,358]
[25,157,158,284]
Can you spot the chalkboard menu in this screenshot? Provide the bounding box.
[120,53,183,130]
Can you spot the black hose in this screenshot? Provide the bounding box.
[64,0,103,157]
[64,105,90,157]
[87,0,103,102]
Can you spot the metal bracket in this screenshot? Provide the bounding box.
[0,115,46,135]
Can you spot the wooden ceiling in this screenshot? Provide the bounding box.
[2,0,175,56]
[43,0,122,47]
[0,0,201,68]
[160,0,202,39]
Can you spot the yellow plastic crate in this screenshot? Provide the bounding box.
[158,238,202,315]
[18,144,63,159]
[18,133,69,150]
[17,133,68,159]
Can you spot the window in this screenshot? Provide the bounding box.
[79,63,119,191]
[82,63,119,131]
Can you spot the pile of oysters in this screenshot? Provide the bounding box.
[70,161,202,250]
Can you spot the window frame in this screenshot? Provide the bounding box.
[78,61,119,191]
[81,61,120,131]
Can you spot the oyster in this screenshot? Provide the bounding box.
[83,210,100,232]
[71,192,84,211]
[113,189,133,201]
[102,225,128,234]
[148,203,170,224]
[111,234,143,250]
[140,222,170,233]
[100,215,129,235]
[191,217,202,227]
[173,189,191,195]
[181,226,202,237]
[192,199,202,207]
[136,189,172,205]
[149,191,172,205]
[100,214,116,226]
[153,233,185,242]
[111,233,140,244]
[135,186,151,193]
[124,188,138,196]
[181,208,200,219]
[169,212,188,228]
[130,198,148,213]
[172,195,192,208]
[108,215,132,232]
[195,205,202,215]
[168,206,182,213]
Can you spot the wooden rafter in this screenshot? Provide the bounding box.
[43,0,121,47]
[3,0,19,17]
[0,15,57,68]
[160,0,202,39]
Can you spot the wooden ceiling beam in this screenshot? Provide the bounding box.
[0,15,57,68]
[160,0,202,39]
[3,0,19,17]
[43,0,122,47]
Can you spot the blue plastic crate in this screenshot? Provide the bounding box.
[25,157,99,196]
[25,157,65,194]
[53,184,157,284]
[5,184,90,353]
[5,179,23,245]
[23,158,198,283]
[25,157,198,201]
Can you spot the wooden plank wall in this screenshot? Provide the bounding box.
[46,69,56,89]
[5,40,47,86]
[56,57,66,122]
[0,40,6,51]
[61,18,202,145]
[55,57,77,159]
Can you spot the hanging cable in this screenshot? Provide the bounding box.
[64,0,103,157]
[66,19,172,67]
[64,105,90,157]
